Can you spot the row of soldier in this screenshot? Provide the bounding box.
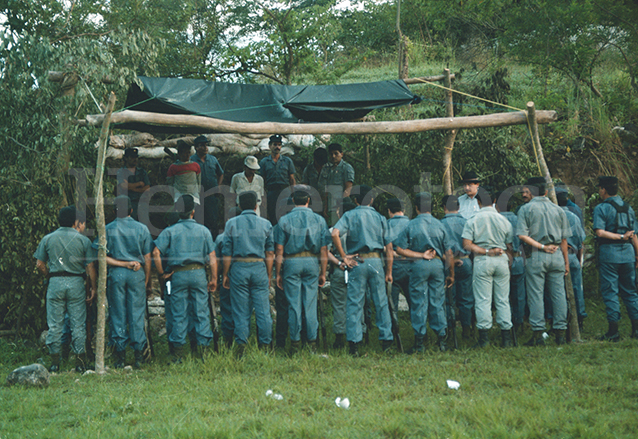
[34,167,638,370]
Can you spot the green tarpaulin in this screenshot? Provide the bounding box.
[117,76,421,133]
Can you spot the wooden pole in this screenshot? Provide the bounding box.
[93,92,116,374]
[86,109,558,135]
[526,101,556,204]
[565,268,582,343]
[404,74,455,85]
[442,69,457,195]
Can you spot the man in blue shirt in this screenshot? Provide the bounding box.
[153,195,217,362]
[395,192,455,353]
[260,134,296,225]
[386,198,411,313]
[517,177,571,346]
[556,189,587,331]
[34,206,96,373]
[332,185,394,356]
[494,190,526,334]
[191,135,224,236]
[593,176,638,341]
[222,191,275,352]
[274,186,330,353]
[98,196,153,369]
[441,195,474,339]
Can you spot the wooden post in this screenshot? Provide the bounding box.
[565,269,582,343]
[93,92,116,374]
[442,69,457,195]
[526,101,556,203]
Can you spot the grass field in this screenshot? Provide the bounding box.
[2,293,638,439]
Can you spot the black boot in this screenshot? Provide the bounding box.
[258,342,271,353]
[61,343,71,363]
[438,333,448,352]
[473,329,490,349]
[196,345,208,362]
[49,353,60,373]
[599,321,620,342]
[349,341,360,358]
[631,320,638,339]
[114,349,126,369]
[524,331,545,347]
[408,335,425,354]
[134,350,144,369]
[290,340,301,355]
[332,334,346,349]
[381,339,393,353]
[555,329,567,345]
[578,316,585,333]
[171,345,184,364]
[74,353,88,373]
[307,340,317,353]
[462,325,472,340]
[501,330,513,348]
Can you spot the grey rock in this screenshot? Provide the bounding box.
[6,364,50,388]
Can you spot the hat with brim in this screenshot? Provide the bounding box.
[460,171,480,184]
[244,155,260,170]
[269,134,283,144]
[194,135,208,145]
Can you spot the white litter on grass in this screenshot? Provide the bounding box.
[446,380,460,390]
[335,397,350,409]
[542,332,549,340]
[265,389,283,400]
[82,370,95,376]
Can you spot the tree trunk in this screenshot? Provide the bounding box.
[86,110,558,135]
[93,92,117,374]
[442,69,457,195]
[526,102,556,204]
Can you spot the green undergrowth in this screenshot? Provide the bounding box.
[1,295,638,438]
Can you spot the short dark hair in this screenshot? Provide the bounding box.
[476,187,493,207]
[58,206,78,227]
[415,192,431,213]
[239,191,258,211]
[351,185,373,206]
[292,186,311,206]
[313,147,328,165]
[114,195,132,218]
[341,199,356,214]
[598,176,618,195]
[524,177,546,197]
[441,195,459,211]
[176,195,195,219]
[327,143,343,153]
[176,140,191,153]
[387,198,403,213]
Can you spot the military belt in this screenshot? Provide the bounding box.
[234,257,264,263]
[358,252,381,259]
[286,251,318,258]
[48,271,86,279]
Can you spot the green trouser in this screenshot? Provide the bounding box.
[525,251,567,331]
[46,277,86,355]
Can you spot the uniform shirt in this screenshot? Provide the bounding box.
[516,196,571,244]
[562,207,585,252]
[458,194,480,219]
[593,195,637,263]
[318,159,355,194]
[33,227,95,274]
[441,213,470,257]
[387,215,410,246]
[167,161,201,203]
[301,162,321,191]
[259,155,295,189]
[566,200,584,228]
[190,153,223,191]
[462,206,513,251]
[230,172,265,205]
[222,210,274,258]
[395,213,453,258]
[116,167,150,203]
[334,205,389,254]
[273,206,330,255]
[501,211,524,275]
[95,217,153,264]
[154,218,214,269]
[214,232,225,258]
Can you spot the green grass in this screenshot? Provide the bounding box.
[2,294,638,438]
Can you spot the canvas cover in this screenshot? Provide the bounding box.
[116,76,421,133]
